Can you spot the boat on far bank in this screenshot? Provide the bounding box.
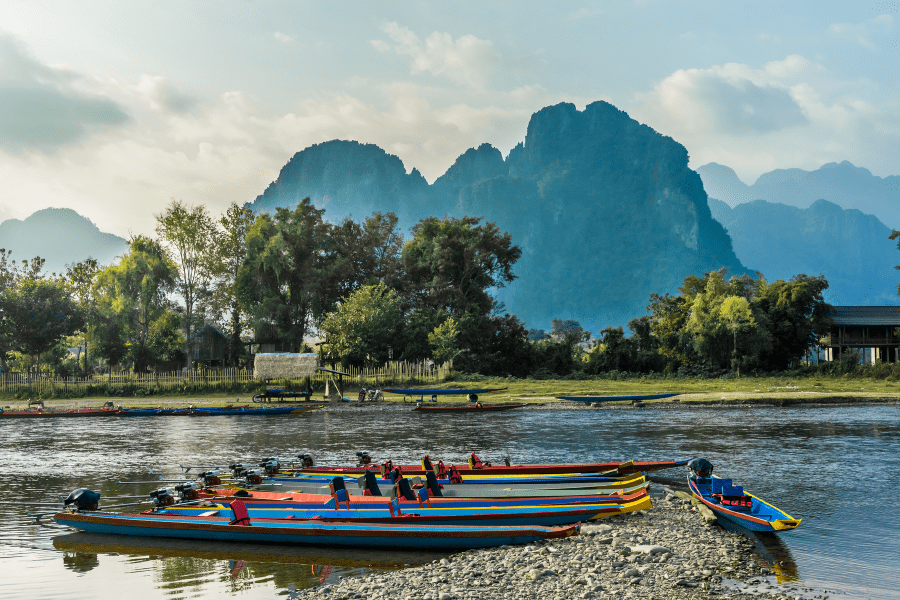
[557,393,679,403]
[413,402,526,412]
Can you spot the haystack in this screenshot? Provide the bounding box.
[254,353,318,380]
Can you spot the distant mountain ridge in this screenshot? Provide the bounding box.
[248,101,750,331]
[696,160,899,229]
[0,208,127,274]
[708,198,899,306]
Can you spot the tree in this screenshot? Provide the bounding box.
[62,258,100,375]
[720,296,755,374]
[402,216,521,317]
[5,278,83,372]
[207,203,256,366]
[891,230,900,295]
[428,317,461,364]
[318,282,403,367]
[156,200,216,369]
[330,212,404,300]
[94,235,177,371]
[238,199,334,351]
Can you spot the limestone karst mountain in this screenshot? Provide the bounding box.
[0,207,127,274]
[248,101,750,331]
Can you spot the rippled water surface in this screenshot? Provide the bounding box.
[1,405,897,600]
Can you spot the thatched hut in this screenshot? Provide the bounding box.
[254,353,318,380]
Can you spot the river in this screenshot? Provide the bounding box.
[0,404,897,600]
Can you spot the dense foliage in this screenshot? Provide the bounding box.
[0,196,845,379]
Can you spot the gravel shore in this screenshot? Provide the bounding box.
[292,488,828,600]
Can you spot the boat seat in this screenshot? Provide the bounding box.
[361,471,383,496]
[388,498,401,517]
[396,478,417,501]
[416,486,431,508]
[425,471,444,497]
[228,501,252,526]
[422,455,434,472]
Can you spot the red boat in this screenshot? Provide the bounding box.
[0,407,119,419]
[413,402,527,412]
[293,454,691,477]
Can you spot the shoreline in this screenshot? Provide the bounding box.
[2,393,898,412]
[292,487,823,600]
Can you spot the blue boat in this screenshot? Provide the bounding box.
[686,458,801,533]
[53,507,580,549]
[557,393,679,402]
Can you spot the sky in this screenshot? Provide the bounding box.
[0,1,897,237]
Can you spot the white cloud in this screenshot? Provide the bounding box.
[371,23,502,89]
[829,15,893,50]
[273,32,293,43]
[632,55,900,183]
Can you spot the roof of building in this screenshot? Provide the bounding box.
[829,306,900,326]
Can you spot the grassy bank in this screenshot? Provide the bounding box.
[3,372,898,409]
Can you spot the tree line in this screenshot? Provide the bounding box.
[0,197,837,378]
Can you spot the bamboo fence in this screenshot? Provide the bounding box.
[0,360,453,398]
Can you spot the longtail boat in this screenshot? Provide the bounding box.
[0,407,120,419]
[413,402,527,412]
[686,458,801,533]
[293,454,691,477]
[246,474,649,498]
[54,506,580,549]
[382,387,508,396]
[158,495,648,527]
[557,393,679,403]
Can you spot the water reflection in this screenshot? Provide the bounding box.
[62,550,99,573]
[53,532,449,595]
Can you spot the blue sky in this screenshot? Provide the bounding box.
[0,1,897,236]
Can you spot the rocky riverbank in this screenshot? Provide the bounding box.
[292,489,829,600]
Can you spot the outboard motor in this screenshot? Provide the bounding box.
[197,470,222,487]
[297,453,315,468]
[260,459,280,475]
[149,487,176,507]
[175,482,200,501]
[688,458,714,478]
[243,469,263,485]
[64,488,101,512]
[356,451,372,465]
[229,463,246,477]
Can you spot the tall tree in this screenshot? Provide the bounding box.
[207,203,256,366]
[156,200,216,369]
[402,216,521,317]
[720,295,755,373]
[63,258,100,375]
[94,236,177,371]
[237,198,334,351]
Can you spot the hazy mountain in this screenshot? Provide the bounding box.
[697,161,900,229]
[0,208,127,275]
[708,198,899,306]
[247,101,750,332]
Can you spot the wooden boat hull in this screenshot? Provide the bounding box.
[247,478,649,498]
[0,408,119,418]
[557,393,679,402]
[297,459,690,477]
[383,387,507,396]
[413,403,526,412]
[687,476,801,533]
[202,488,648,506]
[54,511,579,549]
[160,500,632,527]
[269,472,639,485]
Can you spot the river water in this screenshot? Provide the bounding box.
[0,404,897,600]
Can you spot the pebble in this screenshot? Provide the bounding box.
[290,490,814,600]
